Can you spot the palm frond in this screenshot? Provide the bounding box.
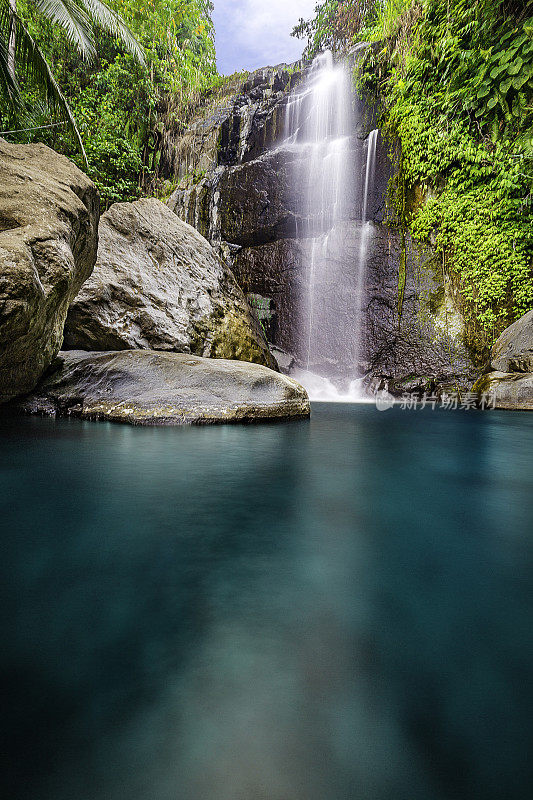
[82,0,146,65]
[6,9,87,165]
[0,5,20,105]
[33,0,96,60]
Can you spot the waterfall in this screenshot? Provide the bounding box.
[353,127,378,373]
[282,51,378,401]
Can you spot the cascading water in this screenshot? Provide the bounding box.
[282,50,379,401]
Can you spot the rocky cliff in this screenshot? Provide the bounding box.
[167,62,477,396]
[0,143,310,424]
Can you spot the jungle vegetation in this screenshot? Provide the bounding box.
[0,0,217,206]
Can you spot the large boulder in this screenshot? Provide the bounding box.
[64,198,276,369]
[473,309,533,410]
[0,140,99,402]
[16,350,310,425]
[491,309,533,373]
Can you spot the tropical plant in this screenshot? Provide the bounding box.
[0,0,145,162]
[292,1,377,58]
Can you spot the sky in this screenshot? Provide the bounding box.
[212,0,317,75]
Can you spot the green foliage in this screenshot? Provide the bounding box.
[292,1,377,58]
[371,1,532,353]
[361,0,411,41]
[0,0,145,162]
[67,53,154,204]
[0,0,217,207]
[292,0,533,354]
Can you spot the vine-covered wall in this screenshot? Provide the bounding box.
[295,0,533,364]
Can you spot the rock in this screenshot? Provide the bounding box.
[0,139,99,402]
[232,238,304,356]
[472,310,533,410]
[269,346,296,374]
[167,67,477,393]
[491,309,533,372]
[167,65,301,244]
[388,375,437,398]
[473,371,533,411]
[64,198,276,369]
[16,350,310,425]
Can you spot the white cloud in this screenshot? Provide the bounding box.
[213,0,316,75]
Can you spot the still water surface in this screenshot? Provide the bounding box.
[1,404,533,800]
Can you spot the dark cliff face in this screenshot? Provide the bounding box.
[167,63,476,395]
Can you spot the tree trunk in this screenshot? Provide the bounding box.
[8,0,16,80]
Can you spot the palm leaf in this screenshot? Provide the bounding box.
[0,1,20,103]
[33,0,96,60]
[5,8,87,165]
[82,0,146,65]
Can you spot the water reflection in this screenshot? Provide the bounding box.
[1,406,532,799]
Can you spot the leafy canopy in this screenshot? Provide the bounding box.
[0,0,145,161]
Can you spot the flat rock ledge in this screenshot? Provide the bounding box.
[473,371,533,411]
[15,350,310,425]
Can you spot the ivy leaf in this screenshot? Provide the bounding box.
[512,73,530,90]
[500,78,512,94]
[507,58,523,76]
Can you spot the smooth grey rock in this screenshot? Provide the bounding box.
[473,371,533,411]
[64,198,276,369]
[0,139,99,402]
[17,350,309,425]
[491,309,533,372]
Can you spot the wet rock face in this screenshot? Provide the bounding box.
[17,350,310,425]
[232,239,305,356]
[64,198,276,370]
[167,63,476,392]
[365,237,476,395]
[217,149,305,247]
[0,139,99,402]
[167,65,300,243]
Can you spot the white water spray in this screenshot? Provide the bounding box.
[282,51,379,401]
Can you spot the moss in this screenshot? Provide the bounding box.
[398,228,406,325]
[355,2,533,358]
